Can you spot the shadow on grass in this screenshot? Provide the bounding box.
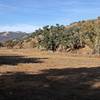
[0,67,100,100]
[0,55,47,65]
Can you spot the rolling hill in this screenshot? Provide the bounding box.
[1,17,100,55]
[0,31,29,42]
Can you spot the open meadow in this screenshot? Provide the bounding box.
[0,49,100,100]
[0,49,100,73]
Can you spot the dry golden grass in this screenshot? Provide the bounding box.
[0,48,100,74]
[0,48,100,100]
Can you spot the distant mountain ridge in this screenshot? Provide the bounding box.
[0,31,29,42]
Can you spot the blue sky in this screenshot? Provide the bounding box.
[0,0,99,32]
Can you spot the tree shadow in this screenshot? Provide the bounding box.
[0,67,100,100]
[0,55,47,65]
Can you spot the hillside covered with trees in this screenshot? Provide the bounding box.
[2,17,100,55]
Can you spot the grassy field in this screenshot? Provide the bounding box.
[0,49,100,100]
[0,48,100,73]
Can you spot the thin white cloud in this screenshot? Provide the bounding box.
[0,24,40,32]
[0,3,18,15]
[0,3,17,12]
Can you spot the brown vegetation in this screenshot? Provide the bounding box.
[0,49,100,100]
